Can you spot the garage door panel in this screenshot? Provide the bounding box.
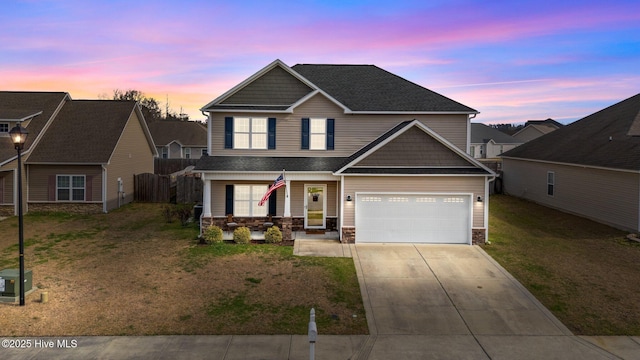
[356,194,470,243]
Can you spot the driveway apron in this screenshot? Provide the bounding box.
[352,244,619,360]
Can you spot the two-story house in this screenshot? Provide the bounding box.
[148,120,208,159]
[196,60,495,244]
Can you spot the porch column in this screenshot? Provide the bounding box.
[283,179,291,217]
[202,177,211,217]
[282,179,292,241]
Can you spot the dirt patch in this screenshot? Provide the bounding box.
[0,203,367,336]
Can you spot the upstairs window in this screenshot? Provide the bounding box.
[301,118,334,150]
[225,117,276,149]
[547,171,555,196]
[185,148,191,159]
[161,147,168,159]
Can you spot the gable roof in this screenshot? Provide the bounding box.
[148,120,207,147]
[27,100,152,164]
[502,93,640,171]
[335,119,492,175]
[524,118,563,128]
[202,59,477,114]
[470,123,522,144]
[0,91,69,163]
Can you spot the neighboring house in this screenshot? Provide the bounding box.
[0,91,156,216]
[502,93,640,232]
[196,60,495,244]
[147,120,208,159]
[512,118,563,142]
[470,123,523,159]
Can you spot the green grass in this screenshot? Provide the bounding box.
[483,195,640,335]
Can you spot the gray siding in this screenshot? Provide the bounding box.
[221,66,313,105]
[503,158,640,232]
[0,171,13,204]
[28,165,103,202]
[342,176,485,227]
[210,93,469,157]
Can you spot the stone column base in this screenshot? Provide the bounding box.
[341,227,355,244]
[282,217,293,241]
[472,229,486,244]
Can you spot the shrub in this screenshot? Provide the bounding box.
[233,227,251,244]
[203,225,223,244]
[175,203,193,227]
[264,226,283,243]
[162,205,175,223]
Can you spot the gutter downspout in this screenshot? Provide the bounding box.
[485,175,496,244]
[102,165,108,213]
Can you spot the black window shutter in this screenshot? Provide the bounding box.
[224,117,233,149]
[327,118,335,150]
[268,118,276,149]
[225,185,234,215]
[268,190,277,216]
[301,118,310,149]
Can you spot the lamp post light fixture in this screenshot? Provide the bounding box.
[9,124,28,306]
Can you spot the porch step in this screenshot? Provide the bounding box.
[305,229,326,235]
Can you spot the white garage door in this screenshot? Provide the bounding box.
[355,194,471,243]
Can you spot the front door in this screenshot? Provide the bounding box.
[304,184,326,229]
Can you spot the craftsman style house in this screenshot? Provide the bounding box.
[0,91,156,215]
[196,60,495,243]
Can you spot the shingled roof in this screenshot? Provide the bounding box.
[147,120,207,147]
[0,91,68,163]
[202,60,477,114]
[470,123,521,144]
[27,100,143,164]
[502,93,640,171]
[292,64,476,113]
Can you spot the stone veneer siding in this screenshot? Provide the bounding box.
[341,227,355,243]
[28,203,104,214]
[202,216,338,232]
[472,228,486,244]
[0,205,14,217]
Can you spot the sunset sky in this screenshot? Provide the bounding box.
[2,0,639,124]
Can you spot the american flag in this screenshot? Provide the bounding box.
[258,173,285,206]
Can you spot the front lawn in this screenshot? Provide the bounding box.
[0,203,367,336]
[483,195,640,335]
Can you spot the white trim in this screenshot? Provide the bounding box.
[0,110,43,122]
[501,156,640,174]
[55,174,86,202]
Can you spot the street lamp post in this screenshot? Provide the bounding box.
[9,124,28,306]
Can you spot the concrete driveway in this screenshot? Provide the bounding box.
[351,244,619,359]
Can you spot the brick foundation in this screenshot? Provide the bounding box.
[472,229,486,244]
[28,203,104,214]
[341,227,355,243]
[202,216,338,233]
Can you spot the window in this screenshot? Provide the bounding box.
[301,118,334,150]
[0,123,8,134]
[310,118,326,150]
[547,171,555,196]
[201,149,208,156]
[185,148,191,159]
[234,185,268,216]
[161,147,168,159]
[57,175,85,201]
[470,146,475,157]
[233,117,267,149]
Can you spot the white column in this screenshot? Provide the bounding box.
[283,180,291,217]
[203,175,212,217]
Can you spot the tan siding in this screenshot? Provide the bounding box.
[106,111,155,211]
[503,158,640,232]
[1,171,14,204]
[210,94,469,156]
[342,176,485,227]
[28,165,102,202]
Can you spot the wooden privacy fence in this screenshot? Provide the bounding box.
[134,173,202,204]
[154,158,199,175]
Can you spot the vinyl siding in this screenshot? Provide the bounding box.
[28,165,102,202]
[210,93,469,156]
[0,171,13,204]
[105,110,155,211]
[342,176,485,227]
[503,158,640,232]
[209,180,338,218]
